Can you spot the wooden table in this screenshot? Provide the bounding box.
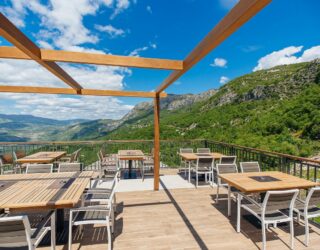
[16,151,66,164]
[118,150,144,179]
[179,152,224,182]
[219,171,318,217]
[0,171,94,237]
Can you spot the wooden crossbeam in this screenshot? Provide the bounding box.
[0,13,83,91]
[0,85,167,98]
[0,46,184,70]
[156,0,271,93]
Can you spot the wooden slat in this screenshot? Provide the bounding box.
[0,85,167,98]
[153,95,160,191]
[180,152,224,161]
[219,171,318,193]
[0,172,93,209]
[16,151,66,164]
[156,0,271,93]
[0,46,183,70]
[0,13,83,90]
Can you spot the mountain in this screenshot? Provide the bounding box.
[0,114,87,141]
[103,60,320,157]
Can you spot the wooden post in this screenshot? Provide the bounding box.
[153,94,160,191]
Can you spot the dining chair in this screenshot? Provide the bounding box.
[294,187,320,246]
[197,148,211,154]
[68,177,118,250]
[0,157,13,175]
[191,156,214,188]
[0,210,56,250]
[238,189,299,250]
[215,163,238,203]
[26,164,53,174]
[58,162,81,172]
[240,162,261,173]
[219,156,237,164]
[179,148,193,178]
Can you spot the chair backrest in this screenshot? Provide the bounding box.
[240,162,260,173]
[305,187,320,207]
[74,148,82,162]
[58,162,81,173]
[220,156,237,164]
[216,163,238,185]
[197,148,211,154]
[196,157,214,170]
[180,148,193,154]
[12,151,18,163]
[262,189,299,216]
[26,164,53,174]
[0,215,32,249]
[107,172,119,215]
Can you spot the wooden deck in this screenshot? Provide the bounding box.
[40,186,320,250]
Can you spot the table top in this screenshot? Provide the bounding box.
[118,150,145,160]
[179,152,224,161]
[0,171,94,210]
[16,151,66,164]
[219,171,318,193]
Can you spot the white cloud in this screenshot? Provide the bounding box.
[146,5,152,14]
[219,76,230,85]
[210,58,227,68]
[129,42,157,57]
[219,0,239,10]
[241,45,262,53]
[95,24,125,38]
[253,45,320,71]
[0,93,133,120]
[110,0,131,19]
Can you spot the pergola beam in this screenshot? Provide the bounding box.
[0,85,167,98]
[0,46,184,70]
[156,0,271,93]
[0,13,83,91]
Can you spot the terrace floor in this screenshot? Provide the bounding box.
[39,171,320,250]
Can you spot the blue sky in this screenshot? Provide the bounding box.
[0,0,320,120]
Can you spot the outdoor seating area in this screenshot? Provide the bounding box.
[0,145,319,250]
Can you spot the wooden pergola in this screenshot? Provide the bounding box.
[0,0,271,190]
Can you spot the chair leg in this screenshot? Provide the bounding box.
[107,219,112,250]
[51,210,56,250]
[68,212,73,250]
[290,219,294,250]
[305,216,309,246]
[216,185,219,203]
[262,222,266,250]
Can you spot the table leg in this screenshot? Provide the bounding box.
[228,185,231,217]
[56,208,64,233]
[128,160,132,179]
[188,161,191,183]
[237,193,241,233]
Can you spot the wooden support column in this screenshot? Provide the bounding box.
[153,94,160,191]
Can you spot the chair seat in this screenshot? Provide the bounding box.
[73,209,109,225]
[295,200,320,217]
[243,203,289,221]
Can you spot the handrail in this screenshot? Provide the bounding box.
[206,140,320,165]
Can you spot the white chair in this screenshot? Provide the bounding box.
[191,157,214,188]
[196,148,211,154]
[294,187,320,246]
[0,158,13,175]
[58,162,81,172]
[26,164,53,174]
[240,162,260,173]
[215,163,238,203]
[68,178,118,250]
[0,211,56,250]
[237,189,299,250]
[179,148,193,178]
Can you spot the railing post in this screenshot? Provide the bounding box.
[153,95,160,191]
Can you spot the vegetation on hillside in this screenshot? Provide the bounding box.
[104,60,320,157]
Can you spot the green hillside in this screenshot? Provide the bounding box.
[104,60,320,157]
